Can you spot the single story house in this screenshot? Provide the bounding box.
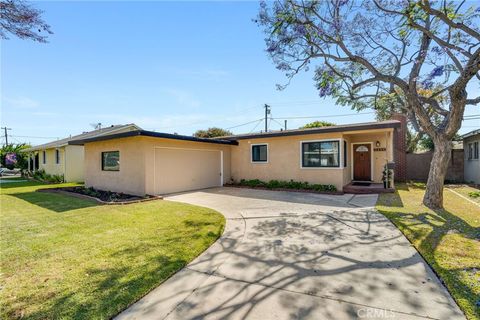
[462,129,480,184]
[69,115,406,195]
[25,124,140,182]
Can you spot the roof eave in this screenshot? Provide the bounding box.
[221,121,401,140]
[461,129,480,139]
[68,130,239,146]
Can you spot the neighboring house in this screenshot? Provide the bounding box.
[462,129,480,184]
[24,124,140,182]
[69,116,406,195]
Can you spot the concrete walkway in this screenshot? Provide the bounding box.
[116,187,464,320]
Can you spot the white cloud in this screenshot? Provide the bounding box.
[162,88,201,108]
[4,96,39,109]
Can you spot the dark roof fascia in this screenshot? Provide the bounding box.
[68,130,239,146]
[221,121,401,140]
[461,129,480,139]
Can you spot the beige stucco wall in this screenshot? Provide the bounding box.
[83,129,394,195]
[84,136,232,196]
[345,130,393,183]
[342,137,352,187]
[464,135,480,184]
[84,137,147,195]
[231,129,394,190]
[38,147,65,177]
[64,145,84,182]
[230,132,346,190]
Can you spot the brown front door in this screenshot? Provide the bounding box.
[354,144,371,181]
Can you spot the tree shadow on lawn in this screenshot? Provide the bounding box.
[10,191,97,213]
[0,179,48,190]
[377,187,480,319]
[15,245,188,320]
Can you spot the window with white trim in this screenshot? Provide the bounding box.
[469,142,479,160]
[42,151,46,164]
[251,144,268,162]
[55,149,60,164]
[102,151,120,171]
[302,141,340,168]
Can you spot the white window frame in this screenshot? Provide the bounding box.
[251,143,269,164]
[470,141,479,160]
[350,142,374,181]
[299,139,343,170]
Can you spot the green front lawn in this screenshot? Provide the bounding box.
[446,184,480,205]
[377,183,480,320]
[0,179,225,319]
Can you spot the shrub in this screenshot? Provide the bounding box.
[235,179,336,192]
[239,179,266,188]
[32,170,64,183]
[469,191,480,199]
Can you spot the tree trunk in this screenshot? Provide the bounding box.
[423,136,451,209]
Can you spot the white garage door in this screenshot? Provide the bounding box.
[154,147,222,195]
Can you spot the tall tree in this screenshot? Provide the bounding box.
[257,0,480,209]
[300,120,335,128]
[194,127,233,138]
[0,0,52,42]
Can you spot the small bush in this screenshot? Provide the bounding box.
[239,179,266,188]
[468,191,480,199]
[235,179,336,192]
[32,170,64,183]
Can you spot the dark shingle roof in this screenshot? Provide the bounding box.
[24,124,141,152]
[461,129,480,139]
[68,130,238,146]
[216,120,401,140]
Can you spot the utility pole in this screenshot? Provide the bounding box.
[284,120,287,131]
[264,104,271,132]
[1,127,11,146]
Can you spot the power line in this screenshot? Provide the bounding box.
[248,119,264,133]
[1,127,11,145]
[272,111,375,120]
[10,134,60,139]
[270,117,286,129]
[264,104,271,132]
[226,118,264,130]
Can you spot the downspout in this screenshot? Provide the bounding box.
[64,146,67,182]
[386,131,393,188]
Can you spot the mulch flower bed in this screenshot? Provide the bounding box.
[37,186,162,205]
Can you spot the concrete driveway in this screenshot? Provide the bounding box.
[116,187,464,320]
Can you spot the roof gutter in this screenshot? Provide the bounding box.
[68,130,239,146]
[219,121,401,140]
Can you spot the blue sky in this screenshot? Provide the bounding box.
[1,1,479,146]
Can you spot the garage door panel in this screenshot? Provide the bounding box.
[154,148,221,195]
